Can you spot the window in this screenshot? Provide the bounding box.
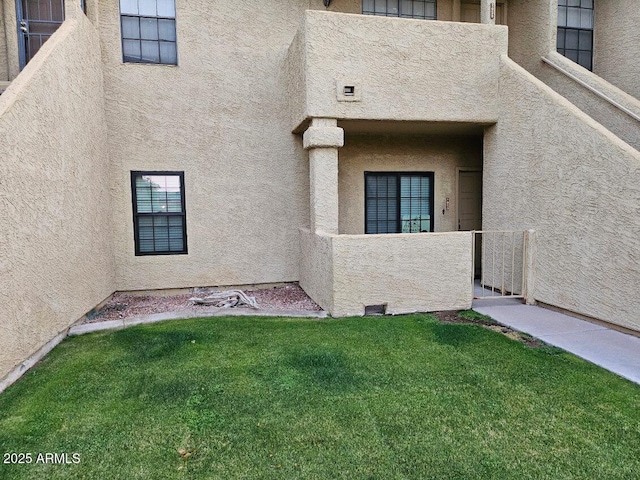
[120,0,177,65]
[363,0,437,20]
[365,172,434,234]
[557,0,593,70]
[131,172,187,255]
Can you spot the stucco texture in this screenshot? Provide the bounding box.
[0,0,8,81]
[98,0,310,291]
[338,134,482,234]
[1,0,19,80]
[286,10,508,130]
[505,0,555,73]
[299,229,473,317]
[484,56,640,331]
[332,232,473,316]
[537,53,640,152]
[0,10,115,379]
[593,0,640,101]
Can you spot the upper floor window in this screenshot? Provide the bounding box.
[363,0,437,20]
[120,0,177,65]
[557,0,593,70]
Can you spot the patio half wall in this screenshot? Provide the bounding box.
[300,229,473,317]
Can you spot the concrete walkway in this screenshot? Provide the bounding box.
[473,298,640,385]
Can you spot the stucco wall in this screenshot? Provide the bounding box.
[505,0,555,74]
[484,56,640,331]
[593,0,640,100]
[0,0,8,81]
[0,10,115,380]
[287,10,507,130]
[538,53,640,152]
[332,232,473,316]
[299,229,473,317]
[1,0,19,80]
[299,228,334,312]
[98,0,310,291]
[338,134,483,234]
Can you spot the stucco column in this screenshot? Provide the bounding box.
[303,118,344,235]
[480,0,496,25]
[452,0,461,22]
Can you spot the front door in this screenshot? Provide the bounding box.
[458,169,483,275]
[17,0,65,69]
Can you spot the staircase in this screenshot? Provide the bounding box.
[537,52,640,153]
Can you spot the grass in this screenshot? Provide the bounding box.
[0,314,639,479]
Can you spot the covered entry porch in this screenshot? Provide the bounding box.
[299,118,496,316]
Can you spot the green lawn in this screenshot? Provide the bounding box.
[0,314,639,479]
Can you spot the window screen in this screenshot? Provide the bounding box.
[557,0,593,70]
[120,0,177,65]
[365,172,434,234]
[362,0,437,20]
[131,172,187,255]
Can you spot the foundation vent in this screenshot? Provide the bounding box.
[364,304,386,316]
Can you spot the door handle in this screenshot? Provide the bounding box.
[20,21,28,33]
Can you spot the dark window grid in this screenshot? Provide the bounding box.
[557,5,593,29]
[557,0,593,9]
[120,15,177,64]
[557,0,593,70]
[363,1,437,20]
[131,171,187,256]
[23,0,64,22]
[557,27,593,70]
[365,172,434,234]
[135,214,185,253]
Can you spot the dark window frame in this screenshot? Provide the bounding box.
[364,171,435,235]
[131,171,188,256]
[557,0,594,71]
[119,0,177,65]
[362,0,437,20]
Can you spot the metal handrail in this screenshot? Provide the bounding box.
[541,56,640,123]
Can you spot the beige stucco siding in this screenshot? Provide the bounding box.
[332,232,473,316]
[594,0,640,100]
[299,229,473,317]
[0,0,7,81]
[98,0,310,291]
[338,134,482,234]
[1,0,19,80]
[505,0,555,74]
[299,228,334,312]
[287,10,508,130]
[485,57,640,331]
[537,53,640,152]
[0,11,115,380]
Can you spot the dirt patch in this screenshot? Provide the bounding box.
[84,284,322,324]
[433,310,546,348]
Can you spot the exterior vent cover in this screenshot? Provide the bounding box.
[365,304,386,315]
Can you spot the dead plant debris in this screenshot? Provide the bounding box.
[84,284,322,324]
[433,310,546,348]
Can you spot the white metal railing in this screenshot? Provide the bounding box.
[472,230,534,302]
